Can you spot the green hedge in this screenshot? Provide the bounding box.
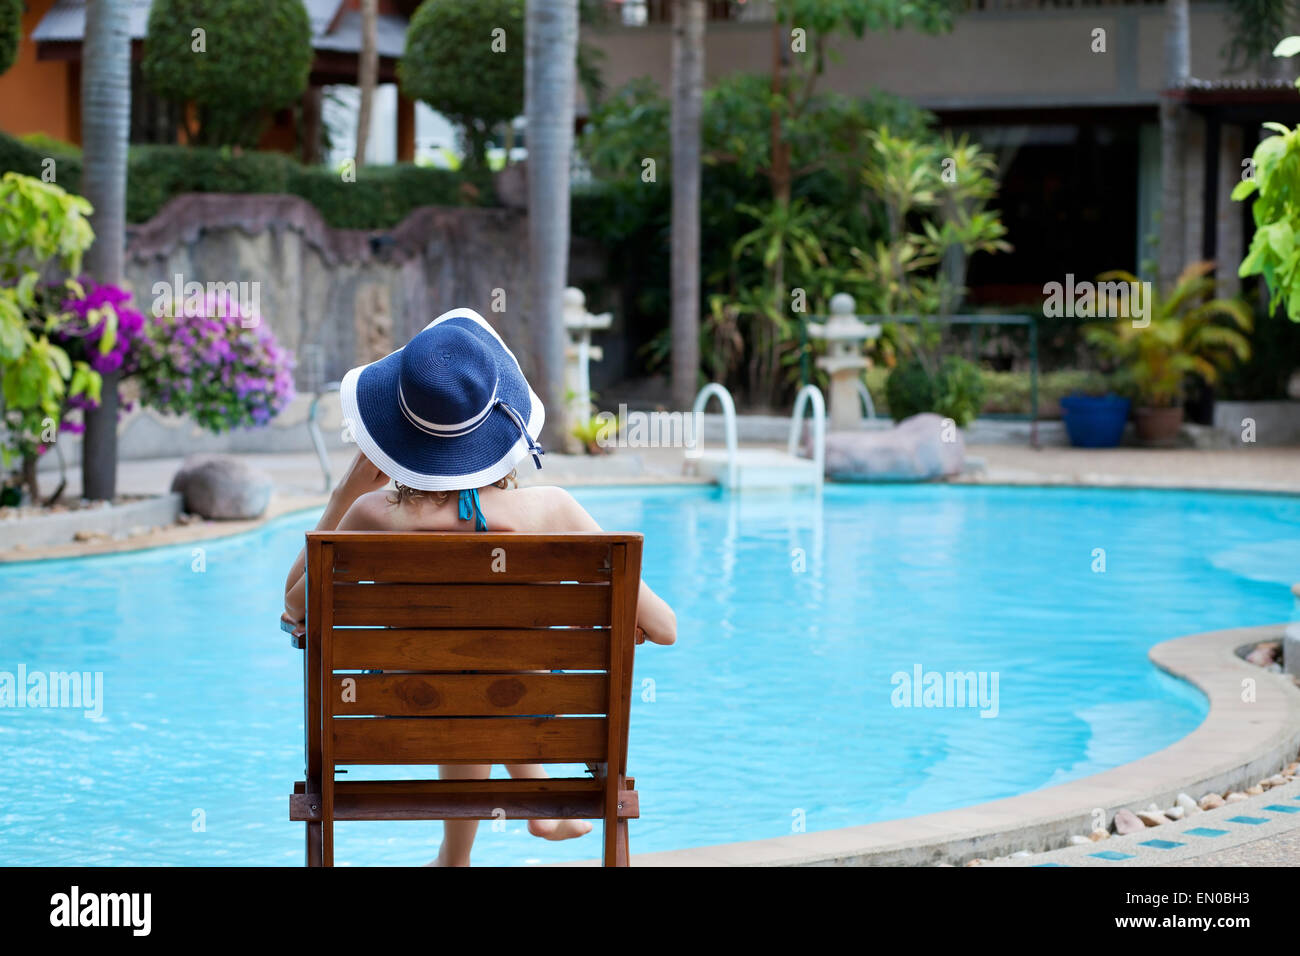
[0,131,471,229]
[865,366,1114,419]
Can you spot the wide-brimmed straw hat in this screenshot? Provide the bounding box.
[339,307,545,491]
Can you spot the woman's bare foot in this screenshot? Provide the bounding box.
[527,819,593,841]
[426,845,471,866]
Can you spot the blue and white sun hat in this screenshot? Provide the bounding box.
[339,307,545,492]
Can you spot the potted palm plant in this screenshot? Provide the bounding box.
[1085,263,1252,446]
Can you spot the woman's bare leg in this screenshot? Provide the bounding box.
[429,764,491,866]
[504,763,593,841]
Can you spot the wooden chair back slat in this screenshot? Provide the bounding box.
[330,537,614,583]
[330,628,610,671]
[332,716,608,764]
[330,673,609,716]
[331,582,611,628]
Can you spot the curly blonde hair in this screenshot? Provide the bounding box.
[387,469,517,507]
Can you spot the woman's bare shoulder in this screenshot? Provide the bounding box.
[497,484,591,532]
[338,490,404,530]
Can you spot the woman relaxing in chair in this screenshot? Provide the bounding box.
[281,307,677,866]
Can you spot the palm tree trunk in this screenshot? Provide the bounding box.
[355,0,378,167]
[1158,0,1189,290]
[670,0,704,409]
[525,0,579,448]
[80,0,131,502]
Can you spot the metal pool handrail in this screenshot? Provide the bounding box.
[787,384,825,491]
[691,383,738,490]
[308,382,341,492]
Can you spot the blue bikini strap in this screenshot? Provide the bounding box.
[458,487,488,531]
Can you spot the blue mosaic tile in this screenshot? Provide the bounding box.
[1183,827,1230,837]
[1034,863,1067,867]
[1226,815,1269,825]
[1263,804,1300,814]
[1089,850,1135,861]
[1138,839,1185,850]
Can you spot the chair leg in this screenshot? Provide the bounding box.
[601,815,617,867]
[322,775,335,867]
[306,822,323,867]
[616,819,630,867]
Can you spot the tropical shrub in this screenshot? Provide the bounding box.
[884,358,935,421]
[933,356,987,426]
[1084,263,1252,408]
[142,0,313,147]
[579,75,947,405]
[134,292,296,431]
[0,0,20,76]
[399,0,525,174]
[0,174,101,498]
[1232,36,1300,320]
[884,355,986,426]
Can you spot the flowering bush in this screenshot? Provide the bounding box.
[135,292,296,432]
[51,280,149,433]
[60,280,147,376]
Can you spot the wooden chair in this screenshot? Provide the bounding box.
[288,531,644,867]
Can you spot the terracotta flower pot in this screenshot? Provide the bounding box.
[1134,405,1184,446]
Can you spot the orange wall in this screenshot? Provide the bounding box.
[0,0,77,144]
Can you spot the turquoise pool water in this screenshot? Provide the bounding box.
[1,484,1297,866]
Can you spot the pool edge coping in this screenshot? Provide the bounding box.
[587,623,1300,867]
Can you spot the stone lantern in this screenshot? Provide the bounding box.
[563,287,612,449]
[808,293,879,431]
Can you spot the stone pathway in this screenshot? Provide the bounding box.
[961,444,1300,495]
[988,778,1300,867]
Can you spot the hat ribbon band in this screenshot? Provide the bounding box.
[496,399,544,470]
[398,380,498,437]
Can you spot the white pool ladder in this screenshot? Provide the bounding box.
[689,383,738,490]
[687,383,824,491]
[788,384,825,490]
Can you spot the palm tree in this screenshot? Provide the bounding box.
[355,0,378,167]
[525,0,578,448]
[1158,0,1189,290]
[80,0,132,501]
[670,0,704,410]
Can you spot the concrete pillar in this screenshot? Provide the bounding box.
[1216,123,1245,297]
[1182,111,1206,271]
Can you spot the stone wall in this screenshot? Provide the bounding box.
[46,193,610,464]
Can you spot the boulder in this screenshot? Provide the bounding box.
[820,413,966,482]
[171,454,273,520]
[1199,793,1225,810]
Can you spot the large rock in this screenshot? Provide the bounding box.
[821,413,966,481]
[171,455,273,520]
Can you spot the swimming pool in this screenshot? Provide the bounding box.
[1,484,1296,866]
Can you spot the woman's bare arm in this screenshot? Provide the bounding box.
[282,452,390,633]
[545,487,677,646]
